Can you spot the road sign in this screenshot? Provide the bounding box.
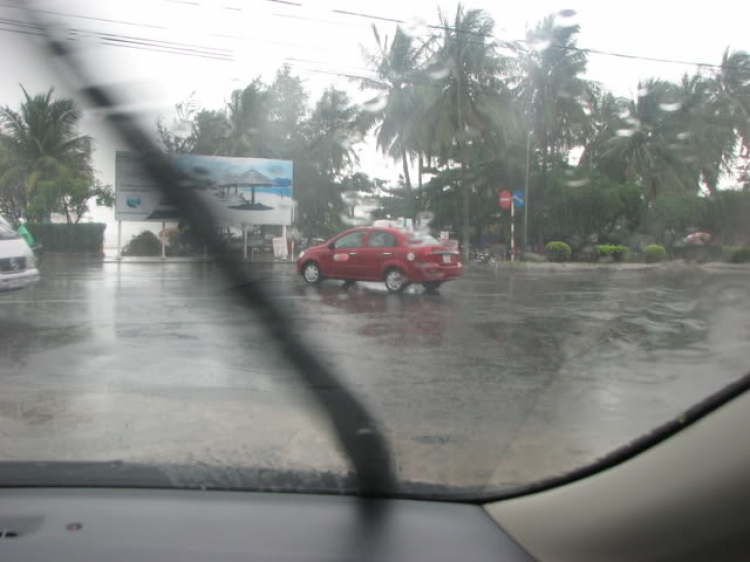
[499,190,512,209]
[513,190,525,208]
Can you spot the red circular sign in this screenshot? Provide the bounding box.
[499,190,512,209]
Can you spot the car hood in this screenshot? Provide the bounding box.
[0,238,32,259]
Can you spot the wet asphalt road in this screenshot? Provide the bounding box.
[1,259,749,492]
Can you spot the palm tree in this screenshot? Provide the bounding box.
[518,17,594,178]
[305,87,359,175]
[296,87,360,238]
[701,50,750,191]
[0,86,92,220]
[358,25,432,212]
[417,4,516,259]
[596,79,703,200]
[579,91,630,178]
[222,80,278,158]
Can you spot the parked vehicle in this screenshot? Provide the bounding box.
[0,215,40,293]
[297,227,462,293]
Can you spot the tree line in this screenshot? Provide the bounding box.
[2,4,748,258]
[157,5,750,256]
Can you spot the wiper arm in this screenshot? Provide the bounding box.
[18,1,395,497]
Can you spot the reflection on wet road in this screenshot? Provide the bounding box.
[1,260,749,491]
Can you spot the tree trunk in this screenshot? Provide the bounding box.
[401,151,412,191]
[523,129,531,257]
[401,150,413,218]
[461,159,470,262]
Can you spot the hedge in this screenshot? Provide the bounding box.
[643,244,667,263]
[595,244,630,262]
[729,247,750,264]
[26,223,106,254]
[123,231,161,257]
[545,241,572,262]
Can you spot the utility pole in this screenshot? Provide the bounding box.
[522,128,531,258]
[510,196,515,261]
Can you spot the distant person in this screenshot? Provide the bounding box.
[17,218,34,249]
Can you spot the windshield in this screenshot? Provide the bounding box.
[407,234,442,246]
[0,223,19,240]
[1,0,749,498]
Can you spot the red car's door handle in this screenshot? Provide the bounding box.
[381,252,393,256]
[348,252,357,255]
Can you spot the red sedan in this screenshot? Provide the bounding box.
[297,227,462,293]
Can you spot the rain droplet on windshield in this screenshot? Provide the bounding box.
[677,131,692,140]
[363,94,388,113]
[555,9,578,27]
[427,65,450,80]
[530,37,551,52]
[340,214,367,226]
[566,178,591,187]
[403,17,429,38]
[336,130,363,149]
[624,116,642,129]
[415,211,435,231]
[659,102,682,112]
[616,128,637,137]
[496,44,519,59]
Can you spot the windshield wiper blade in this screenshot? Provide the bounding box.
[17,0,395,497]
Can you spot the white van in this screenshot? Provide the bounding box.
[0,214,39,292]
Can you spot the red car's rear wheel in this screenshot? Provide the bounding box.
[384,268,408,293]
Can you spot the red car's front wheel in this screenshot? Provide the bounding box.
[302,262,322,284]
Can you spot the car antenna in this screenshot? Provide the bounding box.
[16,0,396,498]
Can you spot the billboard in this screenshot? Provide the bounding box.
[115,152,293,225]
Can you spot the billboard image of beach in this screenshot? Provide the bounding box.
[115,152,293,225]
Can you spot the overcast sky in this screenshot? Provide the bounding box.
[0,0,748,244]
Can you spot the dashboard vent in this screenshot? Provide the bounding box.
[0,529,19,539]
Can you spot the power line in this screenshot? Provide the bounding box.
[4,1,747,75]
[0,2,167,30]
[261,2,750,73]
[0,16,234,61]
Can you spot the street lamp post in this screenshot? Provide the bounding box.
[522,128,531,258]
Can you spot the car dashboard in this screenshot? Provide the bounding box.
[0,488,532,562]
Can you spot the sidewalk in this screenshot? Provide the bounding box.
[101,256,297,265]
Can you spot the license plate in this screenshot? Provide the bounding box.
[1,278,25,290]
[442,254,451,264]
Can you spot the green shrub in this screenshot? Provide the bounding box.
[729,247,750,264]
[123,231,161,256]
[722,246,740,262]
[26,223,106,254]
[545,241,572,262]
[596,244,630,262]
[643,244,667,263]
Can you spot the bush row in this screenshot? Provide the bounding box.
[595,245,630,262]
[26,223,106,254]
[541,242,750,263]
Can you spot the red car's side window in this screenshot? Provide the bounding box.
[333,231,365,249]
[368,231,397,248]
